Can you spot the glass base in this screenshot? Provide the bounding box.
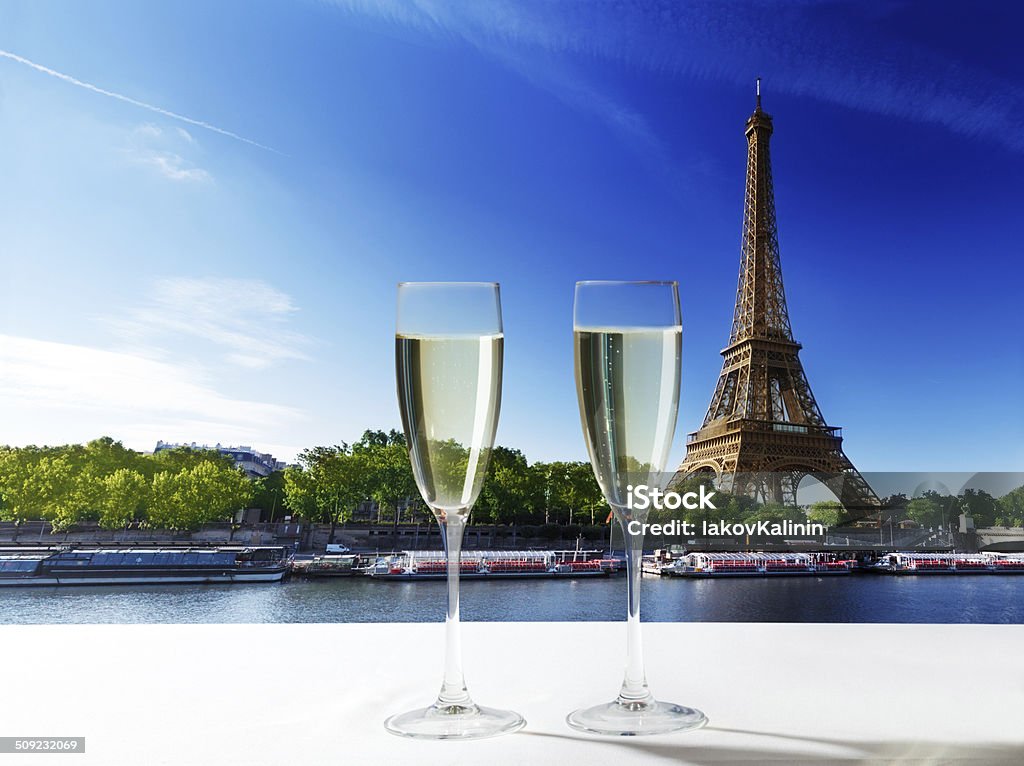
[384,702,526,740]
[566,699,708,736]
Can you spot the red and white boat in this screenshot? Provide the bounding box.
[664,551,853,578]
[368,550,613,580]
[870,552,1024,574]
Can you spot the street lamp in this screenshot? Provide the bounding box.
[269,488,280,524]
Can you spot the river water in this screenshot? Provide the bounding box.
[3,574,1024,624]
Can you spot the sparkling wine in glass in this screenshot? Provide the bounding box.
[568,280,708,736]
[384,282,526,740]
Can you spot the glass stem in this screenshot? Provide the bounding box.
[437,513,473,709]
[618,517,653,707]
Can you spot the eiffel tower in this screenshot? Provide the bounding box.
[677,82,880,518]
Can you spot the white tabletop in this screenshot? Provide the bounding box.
[3,621,1023,764]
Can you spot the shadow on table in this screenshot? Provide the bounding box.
[522,726,1024,764]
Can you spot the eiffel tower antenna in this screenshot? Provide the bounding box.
[676,90,880,518]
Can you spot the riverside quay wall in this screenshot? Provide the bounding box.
[2,520,1009,552]
[0,521,612,552]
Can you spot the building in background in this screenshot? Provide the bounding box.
[154,441,288,479]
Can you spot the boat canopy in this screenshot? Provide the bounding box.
[47,550,239,566]
[685,552,813,564]
[885,553,989,563]
[0,559,41,573]
[398,550,552,564]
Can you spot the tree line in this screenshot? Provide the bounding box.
[0,431,608,534]
[0,437,252,531]
[1,433,1023,533]
[884,488,1024,529]
[283,430,608,539]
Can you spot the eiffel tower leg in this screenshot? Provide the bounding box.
[745,472,799,506]
[781,473,800,507]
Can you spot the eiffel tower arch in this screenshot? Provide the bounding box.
[677,83,880,520]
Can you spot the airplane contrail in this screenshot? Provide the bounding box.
[0,49,279,153]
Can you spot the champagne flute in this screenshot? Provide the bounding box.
[568,280,708,736]
[385,282,526,740]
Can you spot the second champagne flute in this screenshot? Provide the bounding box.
[384,281,526,740]
[568,280,708,736]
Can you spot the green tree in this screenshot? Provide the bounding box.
[744,502,806,524]
[882,493,909,511]
[147,472,182,530]
[354,431,416,527]
[478,447,559,525]
[252,470,288,521]
[325,450,372,538]
[198,462,253,527]
[565,462,604,525]
[807,500,843,528]
[99,468,149,530]
[35,454,85,532]
[905,497,941,528]
[659,474,721,527]
[997,485,1024,526]
[151,445,234,474]
[283,466,318,521]
[145,463,251,531]
[83,437,147,478]
[962,488,999,528]
[0,446,41,523]
[540,461,573,524]
[476,447,528,523]
[530,461,552,523]
[296,445,373,542]
[719,492,758,524]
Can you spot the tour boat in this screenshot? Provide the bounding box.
[642,548,684,575]
[868,552,1024,575]
[663,551,852,578]
[0,546,290,586]
[290,554,361,578]
[368,550,613,580]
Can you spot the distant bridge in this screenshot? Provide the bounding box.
[824,528,953,552]
[974,528,1024,552]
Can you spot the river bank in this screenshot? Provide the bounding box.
[3,519,999,553]
[0,520,612,553]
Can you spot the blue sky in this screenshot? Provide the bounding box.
[0,0,1021,471]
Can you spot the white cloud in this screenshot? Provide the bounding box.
[135,122,163,139]
[137,151,212,182]
[109,277,312,369]
[126,122,211,182]
[0,278,315,458]
[0,334,305,457]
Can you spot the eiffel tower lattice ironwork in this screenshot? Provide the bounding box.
[676,82,880,517]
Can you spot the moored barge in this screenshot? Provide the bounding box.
[642,547,684,575]
[664,552,852,578]
[0,546,290,586]
[869,552,1024,575]
[291,554,361,578]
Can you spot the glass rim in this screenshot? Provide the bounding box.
[575,279,678,287]
[397,281,500,287]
